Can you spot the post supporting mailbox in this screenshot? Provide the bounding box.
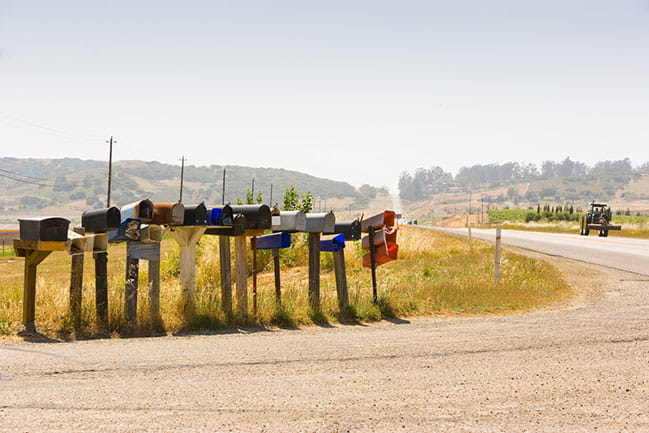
[253,232,291,306]
[15,217,70,332]
[67,227,87,332]
[361,210,399,305]
[219,236,232,318]
[124,241,163,330]
[320,234,348,310]
[170,226,207,324]
[234,235,248,314]
[92,233,109,331]
[308,232,321,310]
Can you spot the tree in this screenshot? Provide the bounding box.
[246,188,254,204]
[299,191,313,213]
[282,186,299,211]
[256,192,263,204]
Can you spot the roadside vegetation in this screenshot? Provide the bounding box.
[0,227,571,339]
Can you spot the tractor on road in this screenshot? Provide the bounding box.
[580,202,621,237]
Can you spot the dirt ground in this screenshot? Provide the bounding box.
[1,253,648,432]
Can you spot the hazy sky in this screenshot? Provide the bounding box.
[1,1,648,191]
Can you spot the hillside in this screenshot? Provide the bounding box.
[399,158,649,221]
[0,158,384,219]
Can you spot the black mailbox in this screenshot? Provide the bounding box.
[229,205,272,230]
[81,207,121,233]
[205,214,246,236]
[18,217,70,242]
[121,199,154,222]
[327,219,361,241]
[183,202,208,226]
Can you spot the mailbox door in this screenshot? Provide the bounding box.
[183,203,207,226]
[330,220,361,241]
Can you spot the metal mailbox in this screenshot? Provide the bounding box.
[121,199,154,223]
[362,242,398,268]
[362,227,397,250]
[229,205,272,230]
[361,210,396,232]
[208,205,234,226]
[327,219,361,241]
[140,224,163,243]
[81,207,121,233]
[320,234,345,253]
[151,202,185,225]
[183,202,208,226]
[19,217,70,242]
[271,210,307,232]
[304,211,335,233]
[204,214,246,236]
[255,232,291,250]
[108,218,142,243]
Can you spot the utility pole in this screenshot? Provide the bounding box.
[222,168,226,205]
[106,136,115,208]
[269,184,273,206]
[179,156,185,203]
[480,194,484,224]
[251,178,255,199]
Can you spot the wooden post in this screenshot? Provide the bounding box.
[369,226,378,304]
[219,236,232,317]
[467,214,473,253]
[251,237,258,316]
[272,248,281,305]
[308,232,321,310]
[333,249,349,310]
[69,251,84,331]
[234,235,248,313]
[125,256,139,328]
[22,250,51,332]
[495,228,502,283]
[148,259,162,327]
[170,226,207,325]
[93,251,109,331]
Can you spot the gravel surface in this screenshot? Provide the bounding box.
[1,256,648,432]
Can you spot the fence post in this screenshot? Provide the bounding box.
[234,235,248,313]
[495,228,502,283]
[219,236,232,317]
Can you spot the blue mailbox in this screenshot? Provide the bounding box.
[208,205,234,226]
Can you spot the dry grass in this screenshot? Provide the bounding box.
[490,222,649,239]
[0,227,572,338]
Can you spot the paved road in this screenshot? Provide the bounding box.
[427,226,649,276]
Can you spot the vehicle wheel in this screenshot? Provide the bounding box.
[580,217,585,235]
[584,222,590,236]
[601,229,608,237]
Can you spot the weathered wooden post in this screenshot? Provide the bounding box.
[325,220,361,311]
[495,228,502,283]
[368,227,378,304]
[251,236,258,316]
[305,212,336,311]
[272,248,281,304]
[170,225,207,324]
[125,255,139,326]
[234,234,248,313]
[255,232,291,306]
[320,234,348,310]
[219,235,232,316]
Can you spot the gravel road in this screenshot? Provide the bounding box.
[1,254,648,432]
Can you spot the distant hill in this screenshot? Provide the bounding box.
[0,158,384,219]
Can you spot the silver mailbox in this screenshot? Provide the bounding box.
[304,211,335,233]
[271,210,307,232]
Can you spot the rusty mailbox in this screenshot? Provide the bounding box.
[121,199,154,223]
[304,211,335,233]
[19,217,70,242]
[81,207,121,233]
[183,202,208,226]
[361,210,395,232]
[208,205,234,226]
[229,205,272,230]
[151,202,185,225]
[271,210,307,232]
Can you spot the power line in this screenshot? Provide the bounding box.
[0,167,54,182]
[0,171,55,187]
[0,111,104,140]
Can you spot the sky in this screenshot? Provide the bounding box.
[1,0,648,191]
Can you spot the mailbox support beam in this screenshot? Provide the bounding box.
[234,235,248,314]
[93,251,109,331]
[308,233,321,310]
[251,237,258,316]
[148,259,162,329]
[69,251,84,331]
[22,250,51,332]
[333,249,349,310]
[125,257,139,328]
[170,226,207,325]
[219,236,232,318]
[369,227,378,304]
[272,248,281,305]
